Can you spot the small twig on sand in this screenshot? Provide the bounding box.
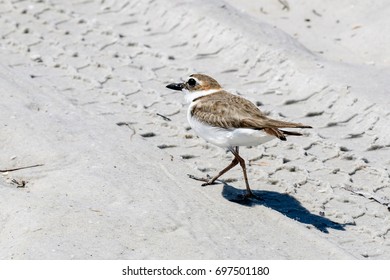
[116,122,136,138]
[344,186,390,211]
[278,0,290,11]
[312,9,322,17]
[0,164,44,173]
[11,179,27,188]
[156,113,172,121]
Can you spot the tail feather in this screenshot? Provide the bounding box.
[263,128,309,141]
[263,127,287,141]
[244,117,312,141]
[243,117,312,129]
[265,119,312,129]
[279,130,304,136]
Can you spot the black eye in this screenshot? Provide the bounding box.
[188,78,196,87]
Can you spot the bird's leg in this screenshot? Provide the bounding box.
[230,147,255,198]
[199,157,239,186]
[188,147,239,186]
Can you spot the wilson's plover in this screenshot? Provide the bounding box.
[166,74,312,198]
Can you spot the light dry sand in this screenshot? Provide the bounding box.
[0,0,389,259]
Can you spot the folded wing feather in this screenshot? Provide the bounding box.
[191,91,312,140]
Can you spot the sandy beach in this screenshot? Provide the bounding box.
[0,0,389,259]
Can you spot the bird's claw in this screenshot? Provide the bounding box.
[242,191,262,201]
[187,174,216,186]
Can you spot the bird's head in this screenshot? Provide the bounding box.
[166,74,222,103]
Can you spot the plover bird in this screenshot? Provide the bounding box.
[166,74,312,198]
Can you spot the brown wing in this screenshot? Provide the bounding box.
[191,91,312,140]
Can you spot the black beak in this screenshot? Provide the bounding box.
[166,82,184,91]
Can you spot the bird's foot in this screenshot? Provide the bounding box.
[187,174,215,186]
[242,191,263,201]
[228,191,263,204]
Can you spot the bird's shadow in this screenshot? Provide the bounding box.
[221,184,351,233]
